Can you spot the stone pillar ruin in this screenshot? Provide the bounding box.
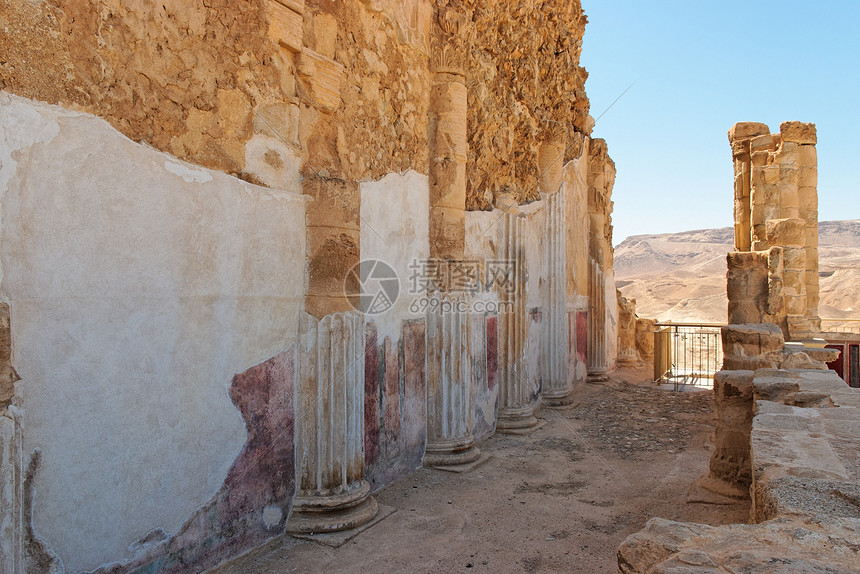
[428,8,469,261]
[422,7,482,466]
[541,185,573,405]
[423,292,480,467]
[496,197,539,432]
[287,311,378,534]
[616,291,639,364]
[728,122,820,340]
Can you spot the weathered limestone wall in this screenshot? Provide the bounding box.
[728,122,820,340]
[0,94,306,572]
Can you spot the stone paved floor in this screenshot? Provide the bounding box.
[211,365,748,574]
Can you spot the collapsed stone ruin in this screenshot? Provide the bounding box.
[618,123,860,572]
[0,1,620,571]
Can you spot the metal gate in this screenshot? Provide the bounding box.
[653,322,724,390]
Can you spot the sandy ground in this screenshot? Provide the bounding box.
[211,365,748,574]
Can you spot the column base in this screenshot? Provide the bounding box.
[541,384,575,406]
[286,480,379,534]
[424,435,481,468]
[496,405,540,434]
[587,367,609,383]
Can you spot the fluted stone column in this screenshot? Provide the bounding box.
[541,187,573,405]
[0,405,24,572]
[496,199,539,432]
[423,7,481,468]
[587,258,608,382]
[287,311,378,534]
[424,292,480,466]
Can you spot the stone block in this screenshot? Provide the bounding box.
[797,167,817,189]
[728,301,762,325]
[763,165,780,184]
[306,226,360,300]
[727,268,768,301]
[727,250,767,271]
[798,144,817,167]
[778,165,799,186]
[750,134,776,153]
[731,138,749,158]
[784,296,806,316]
[776,141,799,165]
[767,246,784,272]
[308,12,338,59]
[766,218,805,247]
[780,121,817,145]
[275,0,304,12]
[798,185,818,210]
[804,248,818,269]
[728,122,770,141]
[297,48,345,111]
[268,0,304,53]
[750,150,770,167]
[304,176,360,230]
[782,247,806,270]
[722,323,785,356]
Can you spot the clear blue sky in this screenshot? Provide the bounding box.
[580,1,860,245]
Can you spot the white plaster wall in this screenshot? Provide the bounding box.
[519,202,546,400]
[359,170,430,342]
[464,209,506,315]
[0,94,306,571]
[519,201,546,313]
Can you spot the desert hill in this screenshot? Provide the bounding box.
[615,220,860,324]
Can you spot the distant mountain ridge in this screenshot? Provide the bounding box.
[615,220,860,323]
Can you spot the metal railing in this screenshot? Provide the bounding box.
[653,322,724,391]
[820,318,860,335]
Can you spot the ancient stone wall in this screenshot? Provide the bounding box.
[0,0,591,206]
[0,1,618,570]
[621,368,860,572]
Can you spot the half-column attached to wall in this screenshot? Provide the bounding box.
[424,292,480,467]
[496,197,540,432]
[541,185,574,405]
[288,311,378,533]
